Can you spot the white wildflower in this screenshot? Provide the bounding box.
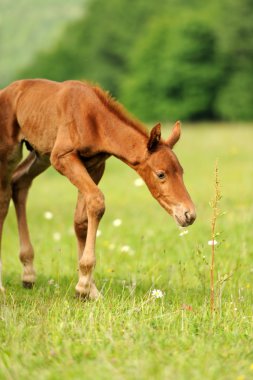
[112,218,122,227]
[208,240,218,246]
[96,229,102,237]
[120,245,130,253]
[134,178,144,187]
[120,245,135,255]
[48,279,55,285]
[179,229,189,237]
[53,232,61,241]
[44,211,53,220]
[151,289,164,299]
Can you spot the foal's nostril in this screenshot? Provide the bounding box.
[184,210,196,225]
[185,211,191,221]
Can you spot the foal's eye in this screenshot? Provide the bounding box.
[156,171,166,180]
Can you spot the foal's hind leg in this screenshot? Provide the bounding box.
[0,145,22,291]
[12,152,50,287]
[0,183,12,292]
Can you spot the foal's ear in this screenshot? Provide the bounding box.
[148,123,161,151]
[166,121,181,149]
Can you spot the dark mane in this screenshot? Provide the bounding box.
[92,85,148,137]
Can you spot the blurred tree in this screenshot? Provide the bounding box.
[18,0,253,121]
[216,70,253,120]
[214,0,253,120]
[19,0,167,95]
[121,14,222,121]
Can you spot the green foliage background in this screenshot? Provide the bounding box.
[0,0,85,86]
[1,0,253,121]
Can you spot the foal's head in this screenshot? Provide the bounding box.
[137,122,196,227]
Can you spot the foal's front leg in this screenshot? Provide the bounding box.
[51,151,105,299]
[74,164,105,299]
[74,192,101,299]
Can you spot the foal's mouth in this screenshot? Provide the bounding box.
[156,197,196,227]
[173,207,196,227]
[174,214,195,227]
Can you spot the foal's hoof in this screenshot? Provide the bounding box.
[75,283,102,301]
[75,292,102,302]
[22,270,36,288]
[22,281,35,289]
[75,292,89,302]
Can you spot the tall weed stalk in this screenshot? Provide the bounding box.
[210,161,222,314]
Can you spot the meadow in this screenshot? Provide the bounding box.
[0,124,253,380]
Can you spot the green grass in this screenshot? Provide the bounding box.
[1,124,253,380]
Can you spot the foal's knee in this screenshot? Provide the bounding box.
[86,191,105,220]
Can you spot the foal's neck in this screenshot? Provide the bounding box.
[99,113,149,168]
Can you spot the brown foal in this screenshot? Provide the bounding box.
[0,79,196,298]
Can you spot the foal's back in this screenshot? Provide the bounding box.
[0,79,99,154]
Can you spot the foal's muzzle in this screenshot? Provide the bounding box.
[173,206,196,227]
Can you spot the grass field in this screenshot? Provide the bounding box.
[0,124,253,380]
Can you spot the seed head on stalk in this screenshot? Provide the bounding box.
[210,161,222,314]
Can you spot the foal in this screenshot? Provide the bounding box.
[0,79,196,298]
